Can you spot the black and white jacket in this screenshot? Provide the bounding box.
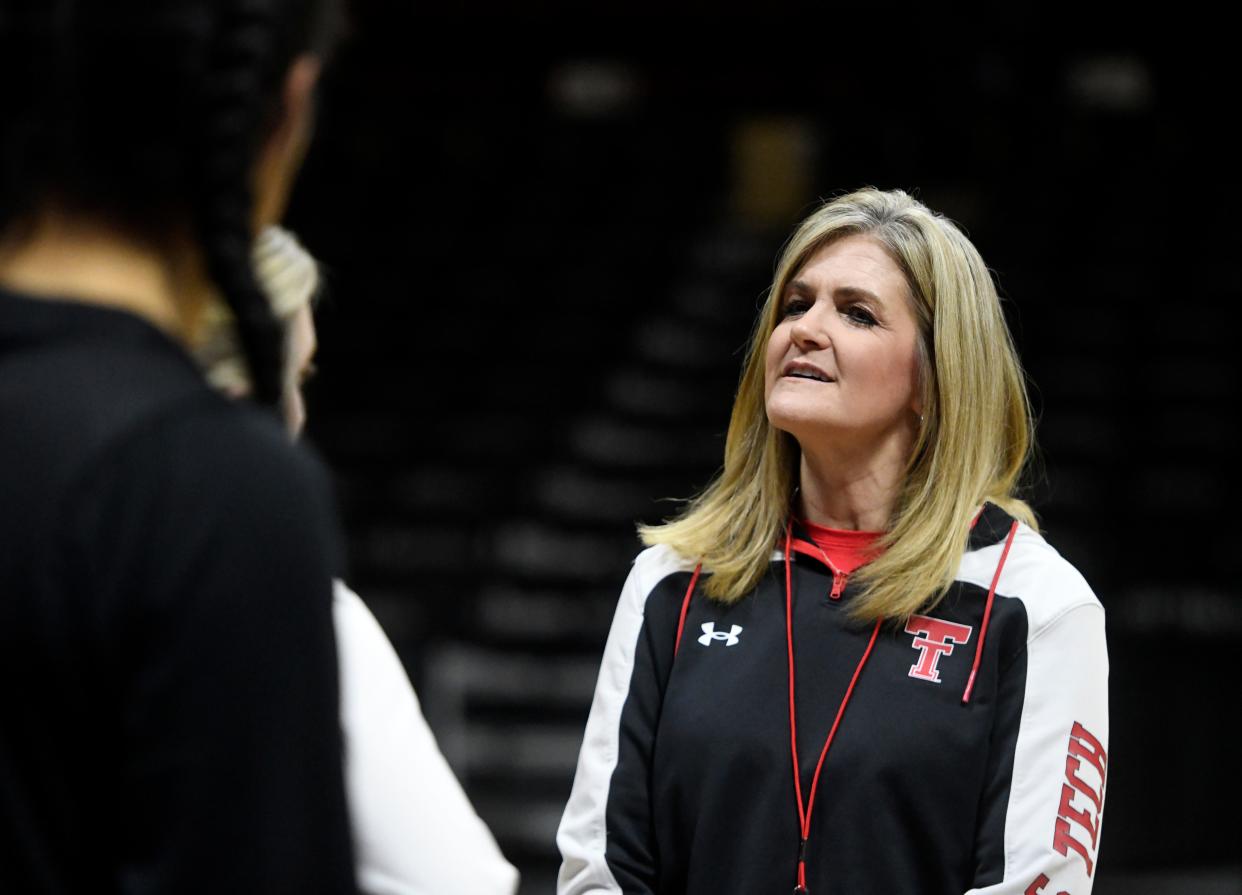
[557,504,1109,895]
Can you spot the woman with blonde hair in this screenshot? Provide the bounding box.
[196,226,520,895]
[557,188,1109,894]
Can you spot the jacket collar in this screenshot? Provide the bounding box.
[967,501,1019,551]
[779,500,1019,565]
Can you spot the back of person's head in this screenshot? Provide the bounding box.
[0,0,342,404]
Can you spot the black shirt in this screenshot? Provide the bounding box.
[0,287,357,893]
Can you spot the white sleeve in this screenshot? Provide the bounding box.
[557,547,681,895]
[333,581,520,895]
[966,603,1110,895]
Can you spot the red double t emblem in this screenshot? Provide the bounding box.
[904,615,974,683]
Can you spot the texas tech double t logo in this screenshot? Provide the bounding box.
[904,615,974,683]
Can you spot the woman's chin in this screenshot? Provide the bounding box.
[768,393,836,426]
[767,410,842,443]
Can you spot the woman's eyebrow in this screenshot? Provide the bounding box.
[833,285,883,305]
[786,280,883,305]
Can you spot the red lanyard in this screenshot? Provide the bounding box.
[784,522,882,894]
[672,508,1011,890]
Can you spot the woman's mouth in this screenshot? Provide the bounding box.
[783,361,834,382]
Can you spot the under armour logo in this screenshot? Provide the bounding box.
[904,615,973,682]
[698,622,743,647]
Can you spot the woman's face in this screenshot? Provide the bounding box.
[282,303,317,437]
[764,233,923,452]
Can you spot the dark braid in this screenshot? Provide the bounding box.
[196,0,345,406]
[195,1,287,406]
[0,0,344,408]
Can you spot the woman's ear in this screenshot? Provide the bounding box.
[251,55,323,232]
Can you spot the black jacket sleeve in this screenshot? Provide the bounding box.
[557,545,691,895]
[63,406,357,895]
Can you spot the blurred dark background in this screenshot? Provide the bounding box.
[285,12,1240,894]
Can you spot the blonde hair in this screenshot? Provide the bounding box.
[640,187,1036,623]
[195,225,319,393]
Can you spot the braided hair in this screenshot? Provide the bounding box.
[0,0,342,406]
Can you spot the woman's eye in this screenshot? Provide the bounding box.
[843,305,878,327]
[782,298,810,317]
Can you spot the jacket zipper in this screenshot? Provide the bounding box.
[803,539,848,601]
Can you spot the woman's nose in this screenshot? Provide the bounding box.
[790,302,832,349]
